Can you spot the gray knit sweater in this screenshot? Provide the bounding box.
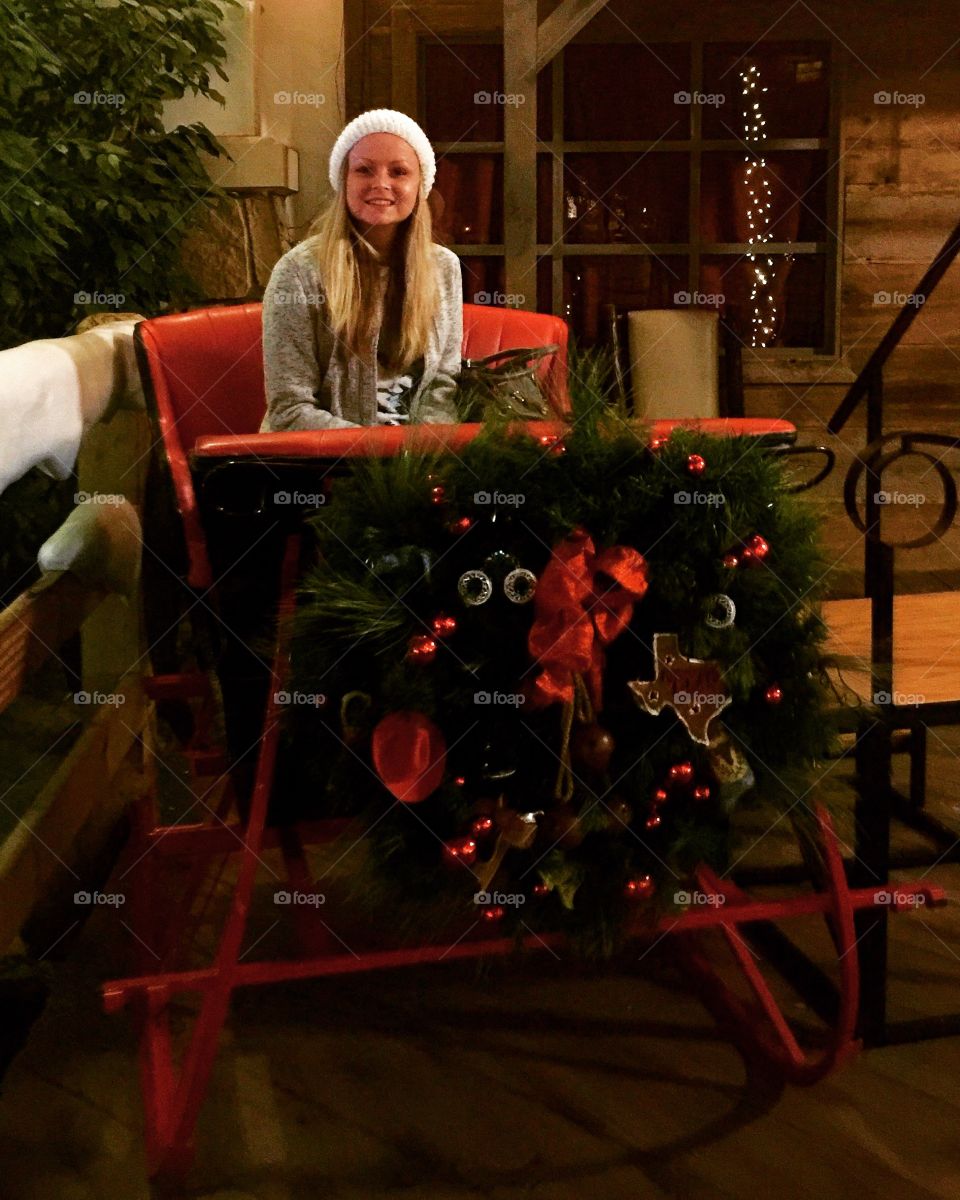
[260,238,463,431]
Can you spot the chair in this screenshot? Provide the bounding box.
[821,432,960,1047]
[605,304,744,420]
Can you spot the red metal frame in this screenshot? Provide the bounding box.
[102,531,947,1179]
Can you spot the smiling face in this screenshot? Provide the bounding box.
[345,132,421,246]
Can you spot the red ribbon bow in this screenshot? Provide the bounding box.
[527,528,649,709]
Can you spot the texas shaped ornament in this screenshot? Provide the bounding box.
[628,632,732,745]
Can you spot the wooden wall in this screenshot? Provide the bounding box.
[345,0,960,384]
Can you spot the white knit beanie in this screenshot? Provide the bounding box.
[328,109,437,198]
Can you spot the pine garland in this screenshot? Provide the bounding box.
[281,384,834,956]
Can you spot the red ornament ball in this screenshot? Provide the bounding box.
[471,815,494,837]
[668,761,695,783]
[645,813,662,830]
[454,776,466,787]
[407,634,438,664]
[765,684,783,705]
[625,874,655,898]
[444,837,477,865]
[687,453,707,475]
[431,485,446,505]
[533,882,550,897]
[722,552,739,569]
[693,785,711,802]
[748,534,770,560]
[481,905,505,922]
[652,788,669,806]
[449,516,473,534]
[431,613,458,638]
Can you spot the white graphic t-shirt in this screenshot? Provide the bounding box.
[375,359,422,425]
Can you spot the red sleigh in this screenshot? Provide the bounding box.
[104,302,944,1179]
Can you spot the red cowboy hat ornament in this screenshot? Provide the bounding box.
[371,710,447,803]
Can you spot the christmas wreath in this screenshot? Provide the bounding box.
[283,404,833,954]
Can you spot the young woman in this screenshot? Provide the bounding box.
[261,109,463,430]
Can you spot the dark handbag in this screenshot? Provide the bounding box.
[458,344,559,420]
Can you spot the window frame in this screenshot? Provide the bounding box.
[419,35,843,358]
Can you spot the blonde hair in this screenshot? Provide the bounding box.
[304,160,439,371]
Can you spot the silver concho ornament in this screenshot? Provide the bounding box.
[458,569,493,606]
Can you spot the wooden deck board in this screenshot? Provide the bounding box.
[823,592,960,707]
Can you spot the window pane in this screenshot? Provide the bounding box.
[460,257,505,307]
[700,151,829,244]
[423,43,503,142]
[423,43,552,142]
[537,257,553,314]
[564,255,689,345]
[701,42,830,139]
[565,154,689,244]
[433,155,503,244]
[699,253,827,349]
[563,43,691,141]
[537,153,553,244]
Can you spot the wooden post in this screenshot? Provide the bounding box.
[503,0,538,309]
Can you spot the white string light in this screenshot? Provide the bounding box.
[740,64,777,347]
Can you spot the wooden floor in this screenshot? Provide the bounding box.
[1,733,960,1199]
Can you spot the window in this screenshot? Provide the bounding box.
[421,38,838,353]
